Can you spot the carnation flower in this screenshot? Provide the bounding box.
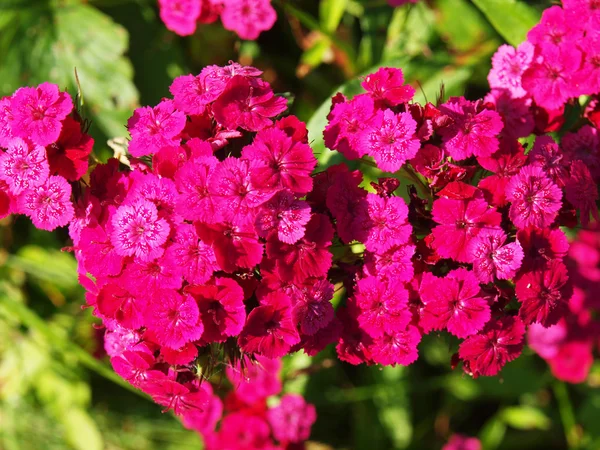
[505,165,563,229]
[180,383,223,435]
[158,0,201,36]
[515,260,573,327]
[547,341,594,384]
[527,5,579,48]
[46,116,93,182]
[368,325,421,366]
[9,82,73,146]
[238,292,300,358]
[19,175,74,231]
[361,67,415,107]
[0,137,49,194]
[111,349,156,387]
[143,377,208,415]
[212,413,272,450]
[165,223,219,284]
[361,193,411,253]
[0,97,14,148]
[267,394,316,444]
[127,99,186,157]
[488,42,534,98]
[254,189,311,244]
[226,355,282,404]
[571,32,600,96]
[360,109,420,172]
[517,226,569,271]
[561,125,600,180]
[220,0,277,41]
[110,199,170,261]
[528,136,569,186]
[565,160,599,227]
[443,434,482,450]
[161,343,198,365]
[438,97,503,160]
[484,89,534,140]
[292,280,335,336]
[79,225,125,278]
[467,228,524,283]
[122,254,182,297]
[458,316,525,377]
[363,243,415,283]
[145,289,204,349]
[325,169,368,243]
[97,282,147,329]
[527,321,567,360]
[174,154,219,223]
[419,269,490,338]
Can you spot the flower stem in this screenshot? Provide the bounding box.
[553,381,580,449]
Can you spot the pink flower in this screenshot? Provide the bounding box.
[220,0,277,40]
[561,125,600,180]
[527,6,579,49]
[0,97,14,148]
[355,276,411,338]
[111,349,156,387]
[361,193,411,253]
[515,260,573,327]
[517,226,569,270]
[19,175,74,231]
[181,383,223,435]
[0,137,49,194]
[459,316,525,377]
[79,225,125,278]
[467,228,524,283]
[292,280,335,335]
[110,199,170,261]
[238,292,300,358]
[325,169,368,243]
[45,116,93,182]
[255,190,311,244]
[127,99,186,157]
[165,223,218,284]
[161,343,198,365]
[213,413,272,450]
[488,42,535,98]
[127,172,179,219]
[571,32,600,96]
[242,126,316,195]
[431,196,501,263]
[505,165,562,229]
[212,76,287,131]
[361,67,415,107]
[363,243,415,283]
[188,277,246,343]
[9,82,73,146]
[368,325,421,366]
[158,0,201,36]
[143,377,208,416]
[174,155,220,223]
[528,136,569,186]
[438,97,503,160]
[361,109,419,172]
[419,269,490,338]
[565,160,599,227]
[145,289,203,349]
[443,434,482,450]
[122,254,182,297]
[548,341,594,384]
[97,282,147,329]
[226,355,282,404]
[484,90,534,140]
[527,321,567,360]
[267,394,316,444]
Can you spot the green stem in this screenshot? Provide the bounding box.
[0,294,151,402]
[553,381,580,449]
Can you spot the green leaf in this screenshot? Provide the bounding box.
[62,409,103,450]
[471,0,541,47]
[434,0,492,52]
[383,2,435,60]
[357,6,393,70]
[479,415,507,450]
[320,0,349,33]
[500,406,551,430]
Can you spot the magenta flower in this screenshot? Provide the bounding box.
[111,349,156,387]
[548,341,594,384]
[325,169,368,243]
[443,434,482,450]
[419,269,490,338]
[110,199,170,261]
[517,226,569,270]
[505,165,562,229]
[174,155,220,223]
[122,254,182,297]
[355,276,411,338]
[565,160,599,227]
[180,383,223,435]
[226,355,282,404]
[79,225,125,278]
[361,109,419,172]
[292,280,335,335]
[562,125,600,180]
[0,137,49,194]
[9,82,73,146]
[212,76,287,132]
[127,99,186,157]
[143,377,208,415]
[238,292,300,358]
[516,260,573,328]
[363,243,415,283]
[19,175,74,231]
[458,316,525,377]
[242,126,316,195]
[213,413,272,450]
[488,42,534,98]
[438,97,503,160]
[220,0,277,41]
[255,189,311,244]
[368,325,421,366]
[267,394,317,444]
[145,289,204,349]
[528,136,569,186]
[431,196,501,263]
[158,0,201,36]
[527,5,579,48]
[467,228,524,283]
[0,97,14,148]
[97,283,147,329]
[165,223,218,284]
[361,67,415,107]
[362,193,411,253]
[484,90,534,140]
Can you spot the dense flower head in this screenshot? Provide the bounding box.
[18,175,74,231]
[0,137,49,194]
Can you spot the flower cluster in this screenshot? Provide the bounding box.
[0,83,92,230]
[158,0,276,40]
[528,225,600,384]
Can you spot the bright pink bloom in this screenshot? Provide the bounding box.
[527,321,567,360]
[79,225,125,278]
[226,355,282,404]
[220,0,277,40]
[161,342,198,365]
[0,137,49,194]
[111,349,156,387]
[292,280,335,335]
[9,82,73,146]
[122,254,182,297]
[361,193,410,253]
[46,116,93,182]
[145,290,203,349]
[368,325,421,366]
[561,125,600,180]
[238,292,300,358]
[325,169,368,243]
[0,97,14,148]
[488,42,534,98]
[181,383,223,435]
[158,0,201,36]
[363,243,415,283]
[431,196,501,263]
[110,199,170,261]
[188,277,246,343]
[467,228,524,283]
[443,434,482,450]
[19,175,74,231]
[97,283,147,329]
[174,155,219,222]
[548,341,594,384]
[242,126,316,194]
[438,97,503,160]
[361,67,415,107]
[527,5,579,48]
[505,165,562,229]
[484,89,534,140]
[459,316,525,377]
[165,223,218,284]
[212,76,287,131]
[361,109,419,172]
[565,160,599,227]
[515,260,573,327]
[517,226,569,271]
[127,99,186,157]
[355,276,411,338]
[572,31,600,96]
[528,136,569,186]
[419,269,490,338]
[212,413,272,450]
[255,190,311,244]
[267,394,316,444]
[127,173,179,219]
[143,378,208,416]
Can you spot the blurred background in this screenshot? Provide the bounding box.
[1,0,599,449]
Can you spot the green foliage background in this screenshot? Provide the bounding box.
[1,1,599,449]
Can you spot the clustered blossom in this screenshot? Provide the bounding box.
[158,0,276,40]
